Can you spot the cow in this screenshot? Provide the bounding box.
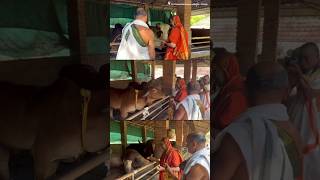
[126,140,155,159]
[0,64,107,180]
[110,77,166,119]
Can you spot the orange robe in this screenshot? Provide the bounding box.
[213,55,248,130]
[159,138,183,180]
[174,79,188,102]
[165,16,189,61]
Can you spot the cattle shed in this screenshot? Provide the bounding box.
[110,60,210,120]
[109,0,210,60]
[0,0,108,179]
[108,120,210,180]
[212,0,320,74]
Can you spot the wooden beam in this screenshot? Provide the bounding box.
[184,60,192,83]
[131,61,138,82]
[261,0,280,62]
[236,0,262,75]
[163,61,176,95]
[141,126,147,143]
[120,121,128,153]
[192,60,198,82]
[67,0,87,64]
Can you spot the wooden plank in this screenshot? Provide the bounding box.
[120,121,128,153]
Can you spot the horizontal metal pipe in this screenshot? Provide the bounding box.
[135,167,158,180]
[151,105,168,120]
[192,36,210,40]
[146,171,160,180]
[116,162,157,180]
[126,96,170,120]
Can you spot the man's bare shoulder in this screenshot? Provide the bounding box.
[186,164,209,180]
[213,133,247,180]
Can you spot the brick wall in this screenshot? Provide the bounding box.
[212,8,320,58]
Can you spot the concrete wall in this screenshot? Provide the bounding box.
[212,6,320,58]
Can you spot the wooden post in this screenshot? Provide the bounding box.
[236,0,262,75]
[163,61,176,95]
[151,61,156,80]
[67,0,87,64]
[177,0,192,51]
[184,60,192,83]
[131,61,138,82]
[192,60,198,82]
[120,121,128,154]
[175,121,184,147]
[261,0,280,62]
[154,121,169,142]
[141,126,147,143]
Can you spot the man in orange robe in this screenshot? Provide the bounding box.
[159,138,183,180]
[164,15,189,60]
[213,48,248,130]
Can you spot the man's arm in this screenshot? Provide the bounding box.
[213,134,244,180]
[185,164,208,180]
[174,105,186,120]
[147,30,156,59]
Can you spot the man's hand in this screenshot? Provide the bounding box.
[157,165,165,171]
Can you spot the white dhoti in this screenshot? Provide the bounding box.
[287,71,320,180]
[116,19,150,60]
[213,104,296,180]
[177,94,203,120]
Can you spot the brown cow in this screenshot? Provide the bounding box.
[110,78,166,119]
[0,65,107,180]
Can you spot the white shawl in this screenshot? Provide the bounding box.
[213,104,294,180]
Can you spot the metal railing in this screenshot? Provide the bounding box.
[109,36,210,59]
[116,162,159,180]
[125,96,170,120]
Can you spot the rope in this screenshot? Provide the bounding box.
[80,89,91,151]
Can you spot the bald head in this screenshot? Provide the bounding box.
[187,81,201,95]
[246,61,289,105]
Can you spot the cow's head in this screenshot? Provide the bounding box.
[143,88,165,106]
[123,160,133,173]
